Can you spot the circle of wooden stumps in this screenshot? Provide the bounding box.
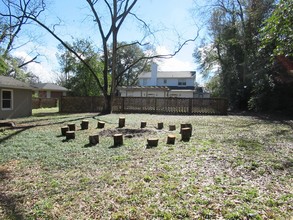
[167,134,176,145]
[141,121,147,128]
[68,123,76,131]
[89,134,99,145]
[113,134,123,146]
[118,117,125,128]
[147,138,159,147]
[81,120,89,130]
[61,126,69,136]
[66,131,75,140]
[157,122,164,130]
[97,121,105,129]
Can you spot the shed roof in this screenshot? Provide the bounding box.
[138,71,196,79]
[32,83,68,92]
[0,76,33,90]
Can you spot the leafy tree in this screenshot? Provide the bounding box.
[194,0,276,110]
[57,39,104,96]
[114,42,151,86]
[260,0,293,57]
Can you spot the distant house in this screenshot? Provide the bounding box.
[32,83,68,99]
[0,76,33,119]
[118,63,210,98]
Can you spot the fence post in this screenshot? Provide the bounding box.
[188,98,192,115]
[155,98,157,114]
[122,97,125,113]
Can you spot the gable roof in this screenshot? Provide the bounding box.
[138,71,196,79]
[0,76,33,90]
[32,83,68,92]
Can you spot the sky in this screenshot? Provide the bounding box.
[12,0,206,84]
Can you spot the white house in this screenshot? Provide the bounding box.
[138,63,196,89]
[118,63,211,98]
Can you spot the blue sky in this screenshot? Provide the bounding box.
[13,0,206,83]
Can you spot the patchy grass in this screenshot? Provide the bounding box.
[0,113,292,219]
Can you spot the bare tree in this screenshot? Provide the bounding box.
[1,0,199,113]
[0,0,45,76]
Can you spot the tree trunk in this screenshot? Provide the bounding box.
[102,95,112,114]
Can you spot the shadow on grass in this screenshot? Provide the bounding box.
[0,126,35,145]
[0,193,25,220]
[0,115,95,145]
[0,168,25,219]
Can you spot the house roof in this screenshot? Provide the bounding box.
[138,71,196,79]
[31,83,68,92]
[0,76,33,90]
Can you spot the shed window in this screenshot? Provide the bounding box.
[2,89,13,110]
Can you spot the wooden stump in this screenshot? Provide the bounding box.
[141,121,147,128]
[68,123,76,131]
[113,134,123,146]
[89,134,99,145]
[180,123,192,135]
[61,126,69,136]
[181,127,191,142]
[66,131,75,140]
[118,117,125,128]
[81,120,89,130]
[169,125,176,131]
[158,122,164,130]
[97,121,105,129]
[147,138,159,147]
[167,135,176,145]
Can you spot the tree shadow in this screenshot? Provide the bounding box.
[0,115,96,145]
[0,167,25,219]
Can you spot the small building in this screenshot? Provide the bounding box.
[0,76,33,119]
[32,83,68,99]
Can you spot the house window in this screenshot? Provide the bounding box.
[1,89,13,110]
[178,79,186,86]
[163,79,167,84]
[143,79,147,86]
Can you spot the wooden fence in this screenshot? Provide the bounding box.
[60,96,228,115]
[32,98,58,109]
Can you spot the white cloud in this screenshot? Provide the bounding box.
[13,47,58,83]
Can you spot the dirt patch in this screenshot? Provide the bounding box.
[99,128,156,138]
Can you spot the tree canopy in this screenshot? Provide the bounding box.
[194,0,293,113]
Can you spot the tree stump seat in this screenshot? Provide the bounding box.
[68,123,76,131]
[61,126,69,136]
[113,133,123,146]
[141,121,147,128]
[66,131,75,140]
[97,121,105,129]
[181,127,191,142]
[147,138,159,147]
[118,117,125,128]
[180,123,192,135]
[89,134,99,145]
[169,125,176,131]
[157,122,164,130]
[167,134,176,145]
[81,120,89,130]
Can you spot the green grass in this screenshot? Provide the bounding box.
[0,113,292,219]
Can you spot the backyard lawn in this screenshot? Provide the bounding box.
[0,110,292,219]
